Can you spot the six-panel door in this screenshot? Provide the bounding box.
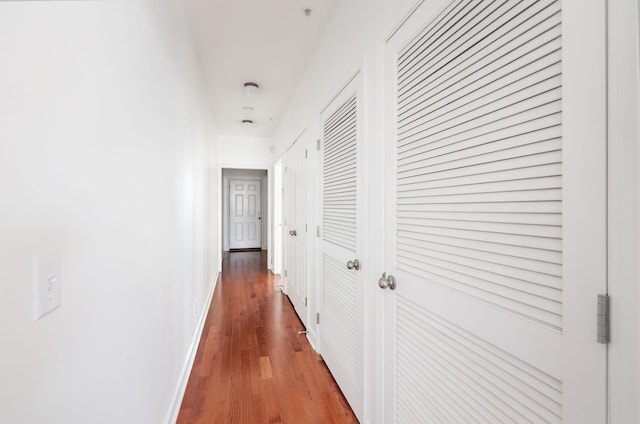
[229,179,262,249]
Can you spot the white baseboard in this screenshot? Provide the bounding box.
[307,328,318,352]
[165,272,219,424]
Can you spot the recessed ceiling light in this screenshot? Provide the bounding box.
[242,119,253,127]
[243,106,254,112]
[243,82,259,97]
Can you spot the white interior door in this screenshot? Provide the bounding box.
[382,1,607,422]
[283,134,308,326]
[229,179,262,249]
[319,74,364,420]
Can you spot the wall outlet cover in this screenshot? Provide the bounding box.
[34,252,61,320]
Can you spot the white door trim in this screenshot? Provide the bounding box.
[562,1,609,418]
[220,168,268,254]
[607,0,640,421]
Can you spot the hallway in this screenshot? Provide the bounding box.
[2,1,639,423]
[177,252,357,423]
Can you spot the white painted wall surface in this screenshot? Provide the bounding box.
[218,135,273,169]
[272,0,414,157]
[0,1,218,423]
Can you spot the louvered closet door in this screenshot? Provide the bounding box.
[319,74,364,421]
[383,1,607,423]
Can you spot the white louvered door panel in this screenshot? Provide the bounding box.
[319,74,364,421]
[384,1,607,423]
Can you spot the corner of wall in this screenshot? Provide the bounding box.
[165,271,219,424]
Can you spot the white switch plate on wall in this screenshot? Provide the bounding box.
[34,252,61,320]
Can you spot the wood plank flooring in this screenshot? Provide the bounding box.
[177,251,358,423]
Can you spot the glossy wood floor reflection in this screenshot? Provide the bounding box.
[177,251,358,424]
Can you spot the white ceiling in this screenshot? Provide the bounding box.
[184,0,339,137]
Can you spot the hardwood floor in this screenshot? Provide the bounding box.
[177,251,358,423]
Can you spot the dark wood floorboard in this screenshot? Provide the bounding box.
[177,251,358,424]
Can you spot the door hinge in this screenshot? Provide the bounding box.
[285,166,288,173]
[305,297,308,307]
[316,313,320,324]
[284,269,288,278]
[317,139,321,151]
[305,149,308,159]
[597,294,610,344]
[305,223,308,232]
[316,226,320,237]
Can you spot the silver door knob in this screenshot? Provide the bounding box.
[378,272,396,290]
[289,230,297,236]
[346,259,360,270]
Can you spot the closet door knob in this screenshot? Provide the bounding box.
[378,272,396,290]
[346,259,360,270]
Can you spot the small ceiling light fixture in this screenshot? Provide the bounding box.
[242,119,254,127]
[304,8,312,17]
[243,82,259,97]
[243,106,254,112]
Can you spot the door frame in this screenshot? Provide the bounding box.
[607,0,640,421]
[219,167,269,260]
[228,178,263,250]
[272,159,284,275]
[562,1,609,421]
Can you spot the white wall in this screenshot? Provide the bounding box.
[218,134,273,168]
[221,168,268,252]
[272,0,414,157]
[0,1,218,423]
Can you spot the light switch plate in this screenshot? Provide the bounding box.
[34,253,61,320]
